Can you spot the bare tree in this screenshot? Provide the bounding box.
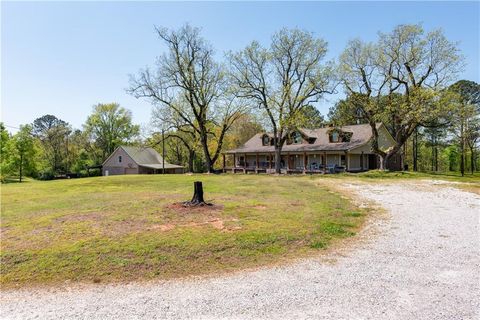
[150,103,200,173]
[229,28,334,173]
[129,24,244,173]
[338,24,463,169]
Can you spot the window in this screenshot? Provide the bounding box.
[118,156,122,163]
[262,135,270,146]
[330,131,339,142]
[329,130,352,143]
[342,132,352,142]
[293,132,302,144]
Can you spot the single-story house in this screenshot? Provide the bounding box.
[102,146,184,175]
[222,123,401,173]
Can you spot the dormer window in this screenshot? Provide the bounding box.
[262,134,270,146]
[330,131,339,143]
[329,129,352,143]
[292,131,302,144]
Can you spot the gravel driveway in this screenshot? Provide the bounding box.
[2,180,479,319]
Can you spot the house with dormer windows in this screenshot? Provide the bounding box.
[222,123,400,173]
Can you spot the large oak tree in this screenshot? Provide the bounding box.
[229,28,334,173]
[129,24,244,173]
[338,24,463,169]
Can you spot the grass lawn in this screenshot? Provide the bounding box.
[340,170,480,194]
[353,170,480,182]
[1,174,366,288]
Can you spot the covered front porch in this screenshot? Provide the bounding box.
[222,152,378,174]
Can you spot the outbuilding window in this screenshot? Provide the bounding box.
[118,156,122,163]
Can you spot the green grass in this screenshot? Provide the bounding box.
[331,170,480,195]
[354,170,480,182]
[0,174,366,287]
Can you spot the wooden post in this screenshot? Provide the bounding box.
[323,152,327,173]
[269,154,272,169]
[244,154,247,169]
[361,151,364,171]
[256,153,259,169]
[303,152,307,173]
[346,152,349,172]
[233,153,236,168]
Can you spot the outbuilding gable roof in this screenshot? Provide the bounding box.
[103,146,184,169]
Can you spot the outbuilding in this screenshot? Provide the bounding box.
[102,146,184,175]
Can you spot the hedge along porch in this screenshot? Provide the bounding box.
[222,123,401,174]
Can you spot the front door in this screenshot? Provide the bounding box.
[288,155,295,169]
[368,154,378,169]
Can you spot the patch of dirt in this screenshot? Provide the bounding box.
[54,212,104,223]
[209,219,224,230]
[166,203,224,214]
[150,217,241,233]
[150,224,175,232]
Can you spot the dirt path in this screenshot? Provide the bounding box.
[2,180,479,319]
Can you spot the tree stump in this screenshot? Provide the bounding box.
[183,181,211,206]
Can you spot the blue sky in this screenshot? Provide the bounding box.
[2,1,479,132]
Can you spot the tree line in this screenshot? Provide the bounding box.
[2,23,478,181]
[1,103,140,181]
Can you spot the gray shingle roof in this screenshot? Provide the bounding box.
[120,146,184,168]
[225,123,382,154]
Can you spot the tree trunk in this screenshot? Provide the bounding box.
[201,139,213,173]
[460,122,465,177]
[377,154,383,170]
[274,147,282,174]
[413,128,418,172]
[183,181,211,206]
[431,138,435,172]
[379,154,390,171]
[188,150,195,173]
[19,152,23,183]
[470,146,475,175]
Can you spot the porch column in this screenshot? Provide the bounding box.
[256,153,259,169]
[244,153,247,172]
[303,152,307,173]
[346,152,349,172]
[323,152,327,173]
[360,151,364,171]
[287,153,290,170]
[233,153,236,168]
[269,154,273,169]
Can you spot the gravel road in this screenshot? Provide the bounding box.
[1,180,479,319]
